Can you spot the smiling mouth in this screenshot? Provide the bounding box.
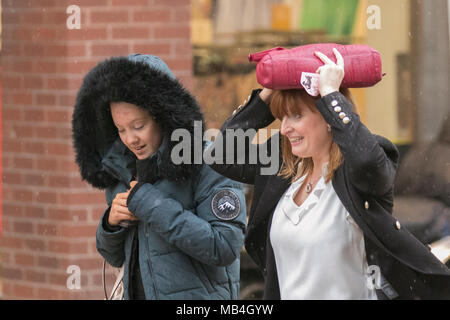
[134,145,146,151]
[289,137,304,143]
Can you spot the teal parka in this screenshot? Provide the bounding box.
[72,55,246,299]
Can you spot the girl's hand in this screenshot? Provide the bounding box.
[315,48,345,97]
[129,180,138,190]
[108,191,138,226]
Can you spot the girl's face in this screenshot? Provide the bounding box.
[110,102,162,160]
[280,101,332,160]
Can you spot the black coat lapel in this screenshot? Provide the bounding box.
[250,174,290,229]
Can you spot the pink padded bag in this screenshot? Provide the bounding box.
[248,43,383,90]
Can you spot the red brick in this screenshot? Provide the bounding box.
[36,94,57,106]
[112,27,150,39]
[153,26,190,39]
[2,236,24,249]
[2,76,23,89]
[35,127,57,139]
[14,222,34,233]
[24,77,45,89]
[35,191,58,204]
[25,270,47,283]
[22,44,45,57]
[44,44,86,58]
[13,125,34,138]
[24,141,46,154]
[59,61,95,75]
[47,176,71,188]
[48,272,68,286]
[112,0,150,6]
[47,208,88,221]
[24,109,45,121]
[132,9,171,22]
[15,254,36,267]
[60,28,108,41]
[59,160,81,173]
[38,256,60,269]
[49,240,88,254]
[13,285,36,298]
[19,11,45,25]
[133,43,171,55]
[59,225,96,237]
[2,172,23,184]
[58,94,78,106]
[24,206,46,219]
[173,6,191,22]
[47,77,83,90]
[91,44,129,57]
[33,61,59,74]
[14,61,34,73]
[24,174,46,186]
[24,238,46,250]
[75,0,109,5]
[59,192,105,206]
[90,10,129,23]
[12,93,33,105]
[46,110,71,122]
[154,0,189,5]
[165,58,192,71]
[37,223,59,236]
[2,108,23,121]
[36,288,61,299]
[45,143,72,156]
[13,157,34,170]
[3,204,24,217]
[3,268,24,280]
[36,158,58,171]
[13,190,34,202]
[30,28,57,41]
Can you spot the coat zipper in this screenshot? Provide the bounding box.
[143,224,159,299]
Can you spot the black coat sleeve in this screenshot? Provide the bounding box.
[315,91,399,196]
[207,89,278,185]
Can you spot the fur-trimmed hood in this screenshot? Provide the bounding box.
[72,55,204,189]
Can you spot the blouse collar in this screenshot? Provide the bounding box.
[282,162,329,225]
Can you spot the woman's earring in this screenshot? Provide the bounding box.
[327,125,331,132]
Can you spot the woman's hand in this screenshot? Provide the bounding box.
[315,48,345,97]
[108,191,138,226]
[259,87,273,104]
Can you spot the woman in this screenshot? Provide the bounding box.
[72,54,246,299]
[209,48,450,299]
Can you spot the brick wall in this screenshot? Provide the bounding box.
[1,0,192,299]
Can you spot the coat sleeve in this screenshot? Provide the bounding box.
[206,89,278,185]
[126,165,247,267]
[95,182,129,268]
[315,91,399,196]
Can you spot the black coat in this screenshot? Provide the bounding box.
[209,89,450,300]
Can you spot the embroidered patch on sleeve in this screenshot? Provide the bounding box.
[211,190,241,221]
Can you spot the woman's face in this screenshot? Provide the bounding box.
[280,101,332,160]
[110,102,162,160]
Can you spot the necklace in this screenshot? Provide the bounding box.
[305,175,322,193]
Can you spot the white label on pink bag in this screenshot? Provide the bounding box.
[300,72,320,96]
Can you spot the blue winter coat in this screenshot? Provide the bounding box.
[72,55,246,299]
[96,140,246,299]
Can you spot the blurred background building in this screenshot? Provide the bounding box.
[0,0,449,299]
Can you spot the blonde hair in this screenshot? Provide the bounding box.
[270,88,358,183]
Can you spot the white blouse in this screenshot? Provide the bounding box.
[269,167,377,300]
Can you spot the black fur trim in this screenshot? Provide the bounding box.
[72,57,205,189]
